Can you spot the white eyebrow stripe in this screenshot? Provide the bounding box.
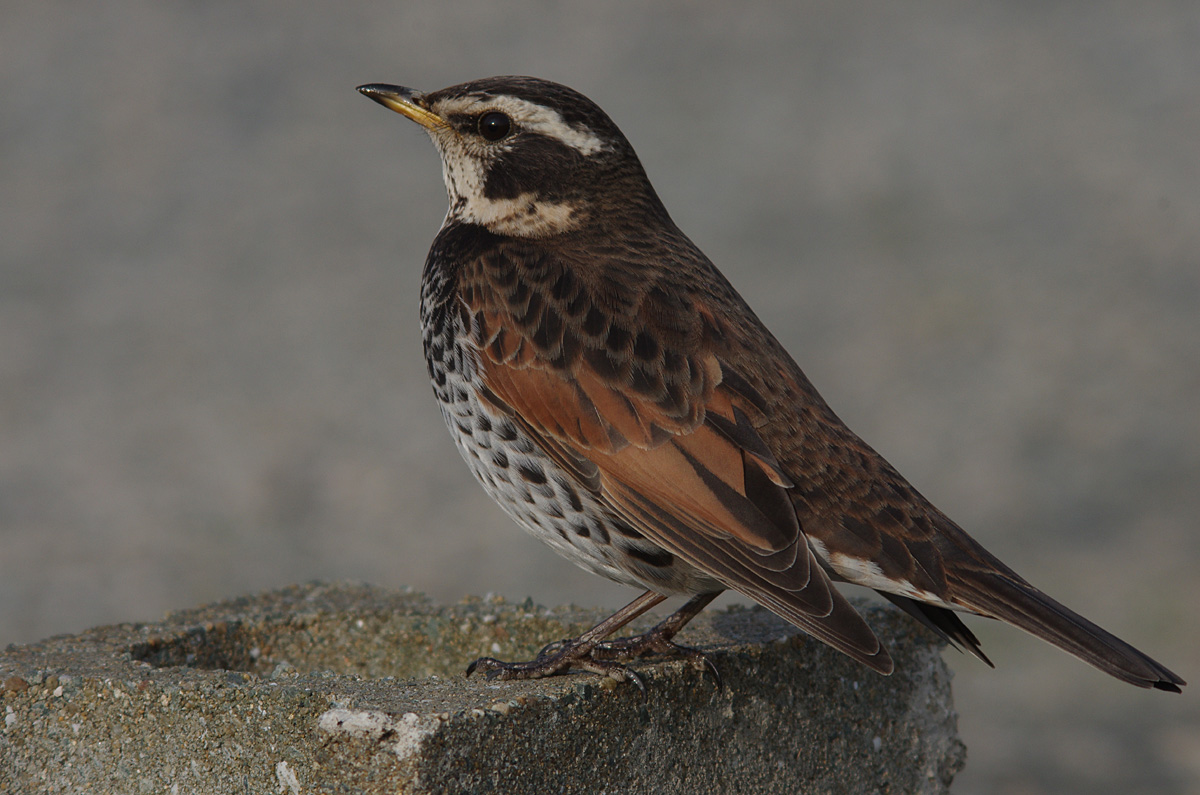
[437,94,606,155]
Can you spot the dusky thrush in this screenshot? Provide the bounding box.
[358,76,1183,693]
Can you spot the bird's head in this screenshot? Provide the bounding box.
[358,76,668,238]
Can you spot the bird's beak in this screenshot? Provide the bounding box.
[357,84,445,130]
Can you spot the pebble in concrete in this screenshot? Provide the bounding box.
[1,582,966,793]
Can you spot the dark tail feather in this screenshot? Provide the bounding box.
[878,593,994,668]
[955,571,1185,692]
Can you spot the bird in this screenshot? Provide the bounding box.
[357,76,1184,693]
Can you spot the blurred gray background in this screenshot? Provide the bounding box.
[2,2,1197,792]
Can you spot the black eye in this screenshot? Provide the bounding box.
[478,111,512,141]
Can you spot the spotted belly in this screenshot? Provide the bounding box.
[424,326,718,596]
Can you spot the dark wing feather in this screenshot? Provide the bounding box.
[756,344,1184,690]
[460,244,893,674]
[876,593,993,666]
[459,239,1183,690]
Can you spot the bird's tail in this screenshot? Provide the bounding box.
[952,566,1184,692]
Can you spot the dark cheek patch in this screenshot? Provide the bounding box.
[483,136,582,201]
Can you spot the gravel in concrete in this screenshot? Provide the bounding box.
[1,582,964,794]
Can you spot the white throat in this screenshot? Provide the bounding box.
[435,137,581,237]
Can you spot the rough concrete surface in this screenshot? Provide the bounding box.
[1,582,964,794]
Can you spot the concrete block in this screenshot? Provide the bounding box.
[1,582,965,793]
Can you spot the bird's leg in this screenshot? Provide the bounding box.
[466,590,721,688]
[591,591,723,687]
[466,590,667,686]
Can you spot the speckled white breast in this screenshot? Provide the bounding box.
[420,282,717,597]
